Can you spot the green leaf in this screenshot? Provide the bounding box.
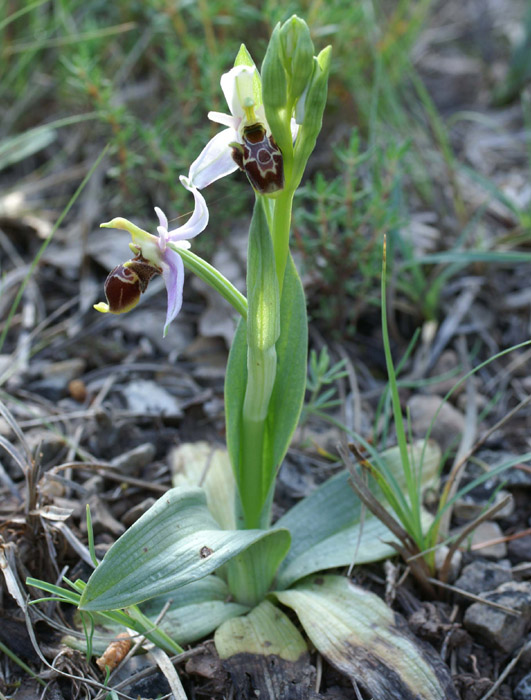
[225,528,291,607]
[265,254,308,475]
[225,234,307,529]
[224,317,247,518]
[275,441,440,589]
[79,486,290,611]
[275,575,458,700]
[215,599,307,661]
[246,199,280,355]
[171,442,237,530]
[141,576,249,645]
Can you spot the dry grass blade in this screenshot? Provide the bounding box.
[340,443,411,544]
[149,647,188,700]
[0,398,33,463]
[438,493,513,583]
[339,442,435,595]
[426,578,520,616]
[477,640,531,700]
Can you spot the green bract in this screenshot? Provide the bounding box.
[279,15,315,103]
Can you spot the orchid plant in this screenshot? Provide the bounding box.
[28,18,457,700]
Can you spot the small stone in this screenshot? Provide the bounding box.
[453,488,514,522]
[508,535,531,565]
[408,395,465,453]
[515,672,531,700]
[434,545,462,583]
[475,449,531,488]
[428,351,464,397]
[41,358,86,380]
[469,521,507,559]
[121,380,182,417]
[68,379,88,402]
[454,559,512,596]
[122,498,157,527]
[463,581,531,654]
[111,443,156,475]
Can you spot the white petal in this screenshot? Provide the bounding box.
[160,247,185,337]
[290,117,300,142]
[220,65,256,118]
[154,206,168,231]
[188,129,239,190]
[208,111,240,129]
[164,177,210,242]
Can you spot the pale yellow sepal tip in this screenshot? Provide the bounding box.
[94,302,110,313]
[100,218,127,229]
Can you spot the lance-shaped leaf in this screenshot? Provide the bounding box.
[266,254,308,481]
[141,575,249,645]
[215,600,313,698]
[275,575,458,700]
[79,486,289,611]
[225,215,307,528]
[274,441,440,589]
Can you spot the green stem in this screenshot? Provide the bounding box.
[241,344,277,528]
[170,244,248,319]
[271,188,295,293]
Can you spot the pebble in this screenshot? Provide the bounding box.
[121,380,182,418]
[475,450,531,489]
[463,581,531,654]
[427,351,464,397]
[454,559,512,596]
[40,358,86,380]
[515,672,531,700]
[453,488,514,522]
[408,395,465,452]
[110,443,156,475]
[469,521,507,559]
[434,545,463,583]
[508,535,531,565]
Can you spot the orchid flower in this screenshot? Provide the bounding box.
[94,176,208,336]
[189,65,292,195]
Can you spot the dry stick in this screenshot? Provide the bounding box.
[478,640,531,700]
[48,463,167,494]
[470,526,531,552]
[341,443,411,544]
[426,578,520,616]
[315,653,323,695]
[439,494,512,583]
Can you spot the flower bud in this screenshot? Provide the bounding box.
[279,16,314,103]
[261,24,292,156]
[292,46,332,190]
[95,257,161,315]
